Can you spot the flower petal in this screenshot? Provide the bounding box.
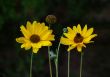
[35,23,44,34]
[40,41,52,46]
[84,28,94,37]
[32,42,41,53]
[21,43,31,50]
[67,27,74,33]
[67,44,76,52]
[16,37,25,43]
[40,30,53,40]
[33,48,39,53]
[77,46,82,52]
[31,43,42,49]
[73,26,77,33]
[83,34,97,43]
[26,21,32,33]
[64,33,75,40]
[60,37,73,45]
[39,26,49,35]
[20,25,30,39]
[32,21,37,34]
[45,35,55,41]
[77,24,81,33]
[82,25,87,36]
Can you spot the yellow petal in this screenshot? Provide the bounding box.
[82,25,87,36]
[32,21,37,34]
[84,28,94,37]
[20,25,30,39]
[33,48,39,53]
[64,33,75,40]
[25,44,31,50]
[31,43,42,49]
[26,21,32,33]
[41,30,53,40]
[77,46,82,52]
[21,44,25,48]
[67,44,76,52]
[73,26,77,33]
[34,23,43,34]
[40,41,52,46]
[67,27,74,33]
[21,42,31,50]
[83,34,97,43]
[77,24,81,33]
[39,26,49,35]
[16,37,25,43]
[60,37,73,45]
[45,35,55,41]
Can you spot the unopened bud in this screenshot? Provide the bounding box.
[63,28,68,33]
[45,15,57,24]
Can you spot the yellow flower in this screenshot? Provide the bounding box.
[16,21,55,53]
[60,24,97,52]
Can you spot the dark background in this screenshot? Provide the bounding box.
[0,0,110,77]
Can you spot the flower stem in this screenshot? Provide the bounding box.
[56,42,61,77]
[55,60,58,77]
[30,52,33,77]
[80,52,84,77]
[48,46,53,77]
[68,52,70,77]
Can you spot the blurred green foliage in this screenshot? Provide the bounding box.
[68,0,88,18]
[0,0,110,30]
[0,0,47,30]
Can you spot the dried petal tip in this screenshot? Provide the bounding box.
[45,15,57,24]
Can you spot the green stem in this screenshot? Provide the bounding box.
[80,52,83,77]
[48,46,53,77]
[68,52,70,77]
[55,60,58,77]
[56,42,61,77]
[30,52,33,77]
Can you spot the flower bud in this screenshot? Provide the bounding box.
[63,28,68,33]
[45,15,57,24]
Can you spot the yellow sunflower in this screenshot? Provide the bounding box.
[16,21,55,53]
[60,24,97,52]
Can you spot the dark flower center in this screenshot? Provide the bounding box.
[30,34,40,43]
[74,33,83,43]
